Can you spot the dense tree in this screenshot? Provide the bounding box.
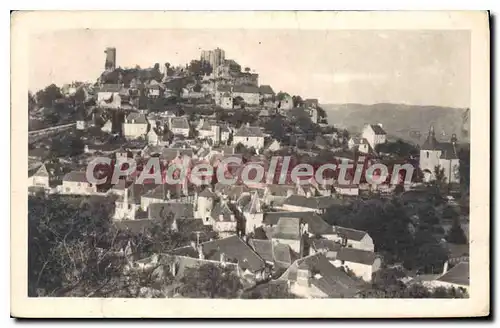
[458,147,470,194]
[292,95,304,108]
[28,91,37,112]
[35,84,63,109]
[323,198,449,273]
[28,194,121,296]
[178,263,243,298]
[360,268,468,298]
[446,218,468,245]
[375,139,419,157]
[28,194,192,297]
[242,282,295,299]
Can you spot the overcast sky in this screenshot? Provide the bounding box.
[29,29,470,107]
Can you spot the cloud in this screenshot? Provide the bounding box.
[313,72,386,84]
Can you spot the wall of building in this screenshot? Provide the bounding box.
[60,181,96,195]
[233,136,264,149]
[122,123,148,139]
[233,92,260,106]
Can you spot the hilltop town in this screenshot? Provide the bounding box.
[28,46,470,299]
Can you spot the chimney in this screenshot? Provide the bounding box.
[219,214,224,221]
[246,122,250,127]
[190,240,197,250]
[377,123,383,128]
[230,214,235,221]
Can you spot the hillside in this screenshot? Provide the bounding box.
[323,103,470,145]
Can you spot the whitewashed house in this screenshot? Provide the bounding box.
[122,113,149,139]
[361,124,387,149]
[60,171,97,195]
[332,247,381,282]
[233,124,264,149]
[28,164,50,192]
[169,117,190,137]
[97,84,122,109]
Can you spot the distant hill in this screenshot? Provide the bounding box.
[322,103,470,145]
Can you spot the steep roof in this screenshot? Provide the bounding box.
[336,247,377,265]
[369,124,387,135]
[263,211,335,236]
[304,99,319,107]
[148,202,194,221]
[170,117,190,130]
[200,235,266,272]
[439,142,459,160]
[125,112,148,124]
[216,84,232,93]
[63,171,88,183]
[436,262,469,286]
[99,84,122,93]
[28,164,48,178]
[250,239,295,269]
[211,201,237,222]
[259,85,275,95]
[335,226,368,242]
[199,187,217,198]
[234,125,264,138]
[311,239,342,253]
[278,253,360,298]
[233,85,260,94]
[272,217,302,240]
[265,184,295,197]
[283,195,341,210]
[243,191,261,214]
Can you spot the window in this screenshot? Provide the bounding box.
[128,204,132,210]
[65,188,70,192]
[426,151,429,159]
[246,137,249,142]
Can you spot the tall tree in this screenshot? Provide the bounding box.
[178,263,243,298]
[446,218,468,245]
